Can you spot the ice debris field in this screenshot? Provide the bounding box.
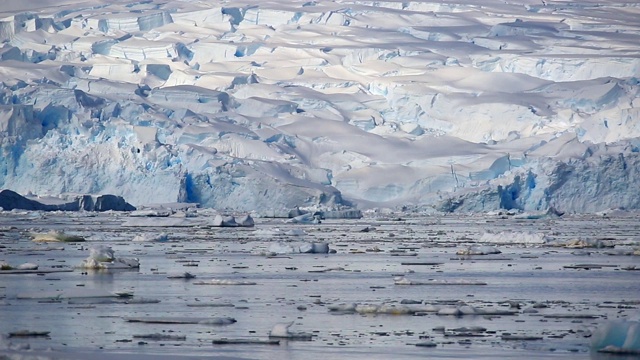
[0,0,639,213]
[1,209,640,359]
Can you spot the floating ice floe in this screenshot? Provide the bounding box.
[193,279,257,285]
[132,232,169,242]
[456,245,501,256]
[17,289,133,300]
[299,242,330,254]
[125,316,236,325]
[285,213,321,224]
[394,277,487,286]
[132,333,186,341]
[78,245,139,270]
[327,302,513,316]
[604,248,640,256]
[255,228,307,238]
[167,272,196,279]
[89,245,114,262]
[548,238,615,249]
[129,209,172,217]
[30,230,85,242]
[212,338,280,345]
[327,302,437,315]
[478,231,547,245]
[591,319,640,354]
[437,305,518,317]
[16,263,38,270]
[269,322,313,340]
[265,241,331,255]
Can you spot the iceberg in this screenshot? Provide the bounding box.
[592,319,640,354]
[211,214,254,227]
[269,322,313,340]
[78,245,140,270]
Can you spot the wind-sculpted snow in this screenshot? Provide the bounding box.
[0,0,638,211]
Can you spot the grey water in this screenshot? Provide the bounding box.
[1,211,639,360]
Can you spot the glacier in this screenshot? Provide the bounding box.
[0,0,639,212]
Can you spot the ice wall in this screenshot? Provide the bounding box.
[0,0,639,212]
[438,146,640,214]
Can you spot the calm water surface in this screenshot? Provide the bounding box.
[1,211,639,359]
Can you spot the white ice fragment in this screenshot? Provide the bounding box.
[78,246,139,269]
[551,238,615,249]
[269,322,312,340]
[329,302,446,316]
[394,277,487,286]
[266,241,330,254]
[286,213,321,224]
[478,231,547,245]
[437,307,466,316]
[130,210,172,217]
[115,258,140,269]
[132,233,168,242]
[16,263,38,270]
[89,245,115,262]
[377,304,412,315]
[31,230,85,243]
[269,322,293,338]
[328,303,357,313]
[268,242,298,254]
[355,304,380,314]
[456,245,501,256]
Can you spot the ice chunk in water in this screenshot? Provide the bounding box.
[591,319,640,353]
[89,245,115,262]
[79,246,139,269]
[132,233,168,242]
[16,263,38,270]
[456,245,501,255]
[269,322,312,340]
[270,322,294,337]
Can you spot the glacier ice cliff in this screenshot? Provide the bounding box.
[0,0,639,212]
[438,147,640,213]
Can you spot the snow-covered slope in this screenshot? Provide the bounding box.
[0,0,638,212]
